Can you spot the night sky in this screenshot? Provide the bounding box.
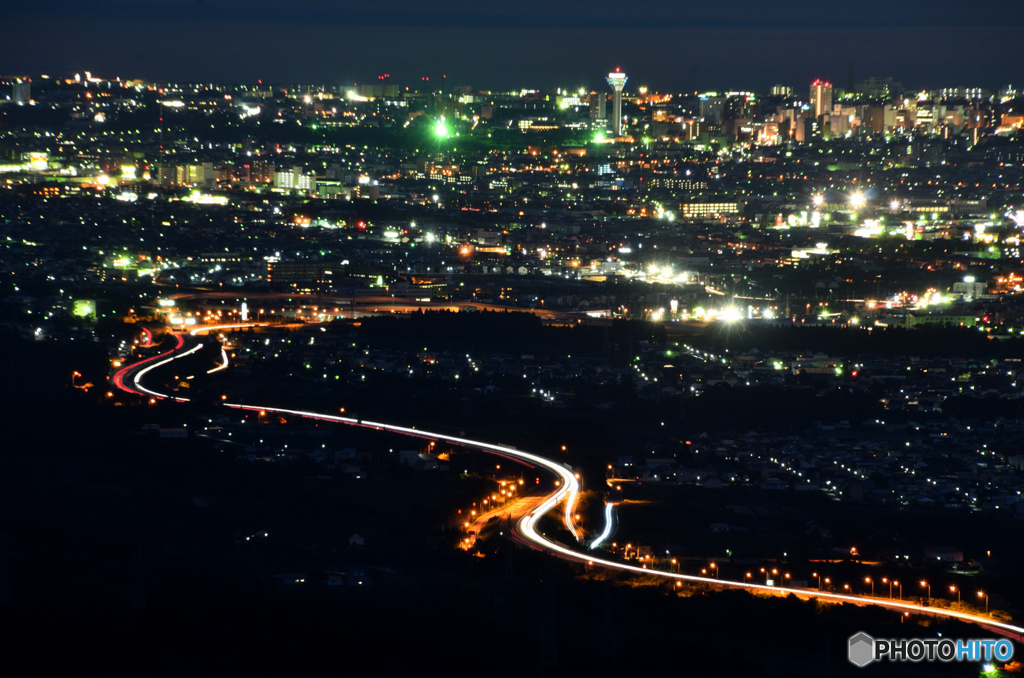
[4,0,1023,91]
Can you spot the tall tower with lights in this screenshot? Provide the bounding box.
[606,68,628,137]
[810,79,832,119]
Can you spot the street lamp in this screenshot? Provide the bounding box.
[920,580,930,602]
[865,577,874,596]
[978,591,989,614]
[894,581,902,600]
[813,572,822,590]
[882,577,893,599]
[710,563,718,579]
[950,585,960,604]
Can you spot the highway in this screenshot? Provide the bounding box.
[162,290,572,320]
[111,323,1024,641]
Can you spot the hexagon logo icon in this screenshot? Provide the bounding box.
[848,632,875,667]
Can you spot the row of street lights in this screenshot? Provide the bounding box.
[679,562,992,614]
[459,477,525,531]
[803,573,989,612]
[611,548,998,618]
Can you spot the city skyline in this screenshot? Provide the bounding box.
[4,64,1021,99]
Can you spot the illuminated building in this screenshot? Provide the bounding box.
[724,92,757,120]
[940,86,985,99]
[699,94,725,124]
[864,106,886,134]
[273,166,316,191]
[810,79,832,119]
[265,260,341,292]
[606,69,627,137]
[12,78,30,103]
[678,201,742,218]
[588,91,606,123]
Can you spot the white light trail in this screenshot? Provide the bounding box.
[589,502,614,550]
[189,323,267,336]
[192,324,265,375]
[118,327,1024,638]
[221,403,582,542]
[132,343,202,402]
[207,347,229,374]
[528,526,1024,636]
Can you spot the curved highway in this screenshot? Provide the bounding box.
[112,324,1024,641]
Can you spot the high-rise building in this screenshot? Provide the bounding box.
[724,92,757,120]
[12,78,30,103]
[699,94,725,124]
[606,69,627,137]
[771,85,793,97]
[810,79,832,119]
[588,91,606,122]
